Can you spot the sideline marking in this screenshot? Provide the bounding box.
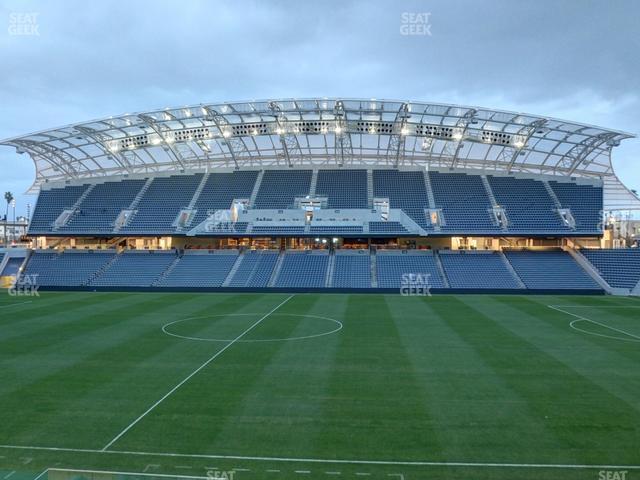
[162,313,342,343]
[549,304,640,342]
[1,444,640,470]
[0,301,33,309]
[50,468,209,480]
[101,295,295,451]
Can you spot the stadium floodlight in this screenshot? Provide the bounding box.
[222,130,232,138]
[335,126,343,134]
[401,127,410,136]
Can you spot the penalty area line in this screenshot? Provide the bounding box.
[548,304,640,341]
[1,444,640,470]
[101,294,295,451]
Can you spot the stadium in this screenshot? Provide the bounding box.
[1,98,640,293]
[1,97,640,480]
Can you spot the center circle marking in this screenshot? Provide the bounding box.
[162,313,343,343]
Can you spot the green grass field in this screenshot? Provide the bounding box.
[0,292,639,480]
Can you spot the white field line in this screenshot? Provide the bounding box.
[551,305,640,308]
[1,444,640,470]
[50,468,210,480]
[32,470,49,480]
[101,294,295,451]
[0,301,33,309]
[549,304,640,341]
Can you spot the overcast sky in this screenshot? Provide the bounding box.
[0,0,638,218]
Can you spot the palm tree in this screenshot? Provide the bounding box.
[4,191,13,245]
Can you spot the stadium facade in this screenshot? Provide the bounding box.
[1,98,640,294]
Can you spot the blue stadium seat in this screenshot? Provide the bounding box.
[310,226,363,234]
[157,252,238,287]
[439,251,521,289]
[581,249,640,289]
[275,251,329,288]
[254,170,312,209]
[316,169,368,208]
[488,176,569,233]
[60,179,146,233]
[504,250,600,290]
[252,225,306,235]
[90,251,176,287]
[228,250,279,287]
[332,251,371,288]
[21,250,116,286]
[373,170,432,230]
[1,256,25,277]
[430,172,500,233]
[549,181,603,233]
[369,222,408,234]
[191,171,258,226]
[121,174,204,234]
[376,251,445,289]
[29,184,89,234]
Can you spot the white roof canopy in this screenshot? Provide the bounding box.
[2,98,638,209]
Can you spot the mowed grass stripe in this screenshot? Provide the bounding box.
[1,293,639,479]
[0,292,142,336]
[486,296,640,408]
[0,292,190,397]
[0,292,178,351]
[0,294,276,448]
[105,294,298,453]
[0,292,210,445]
[202,294,344,457]
[533,295,640,358]
[386,295,564,464]
[0,292,218,397]
[450,296,640,465]
[90,294,291,450]
[310,295,443,460]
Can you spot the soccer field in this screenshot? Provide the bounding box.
[0,292,639,480]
